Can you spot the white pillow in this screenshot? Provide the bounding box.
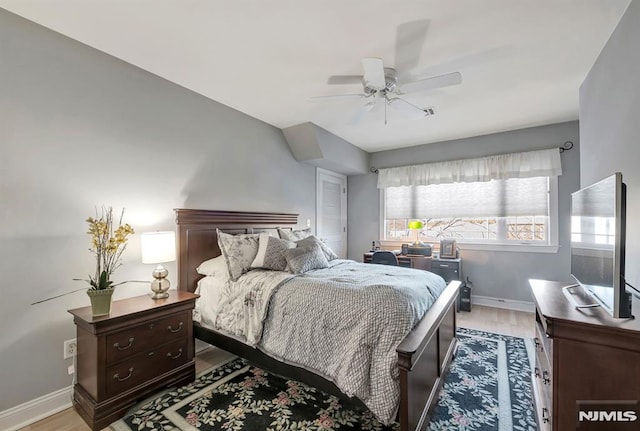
[196,255,229,279]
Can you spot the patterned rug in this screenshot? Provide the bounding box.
[110,329,536,431]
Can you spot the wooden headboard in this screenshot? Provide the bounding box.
[174,209,298,293]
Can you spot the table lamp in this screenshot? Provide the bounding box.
[141,231,176,299]
[408,220,424,245]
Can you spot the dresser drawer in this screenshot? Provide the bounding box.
[106,338,188,398]
[534,320,552,367]
[106,311,189,364]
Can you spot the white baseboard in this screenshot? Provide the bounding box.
[472,295,535,313]
[0,386,72,431]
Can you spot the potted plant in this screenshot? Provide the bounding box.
[77,207,134,316]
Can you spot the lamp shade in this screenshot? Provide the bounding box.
[407,220,424,230]
[141,231,176,264]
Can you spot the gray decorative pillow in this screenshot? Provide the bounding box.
[251,232,296,271]
[278,227,312,242]
[284,243,329,274]
[296,235,338,261]
[216,229,260,281]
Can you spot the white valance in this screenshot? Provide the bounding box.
[377,148,562,189]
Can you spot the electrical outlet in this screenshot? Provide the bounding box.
[64,338,77,359]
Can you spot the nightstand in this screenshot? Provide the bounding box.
[68,290,198,431]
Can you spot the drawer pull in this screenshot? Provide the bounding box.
[167,348,183,360]
[542,370,551,385]
[534,337,541,351]
[148,323,155,330]
[534,367,541,378]
[113,338,135,351]
[542,407,550,423]
[113,367,134,382]
[167,322,184,333]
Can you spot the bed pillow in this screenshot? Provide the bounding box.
[284,243,329,274]
[216,229,260,281]
[196,255,229,279]
[251,232,296,271]
[278,227,312,242]
[296,235,338,261]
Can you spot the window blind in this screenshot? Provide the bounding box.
[385,176,549,219]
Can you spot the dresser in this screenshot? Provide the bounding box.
[529,279,640,431]
[68,290,198,430]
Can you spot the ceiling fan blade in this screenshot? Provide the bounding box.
[309,93,365,102]
[400,71,462,94]
[388,97,429,120]
[394,20,430,80]
[348,100,377,124]
[327,75,363,85]
[362,57,386,90]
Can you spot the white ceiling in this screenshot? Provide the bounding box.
[0,0,630,152]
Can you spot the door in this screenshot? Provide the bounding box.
[316,168,347,258]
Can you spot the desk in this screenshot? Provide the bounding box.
[363,252,462,282]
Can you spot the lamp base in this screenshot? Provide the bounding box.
[150,264,170,300]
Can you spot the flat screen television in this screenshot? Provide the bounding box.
[570,172,631,318]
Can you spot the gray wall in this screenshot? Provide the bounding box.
[580,1,640,289]
[0,10,315,411]
[283,122,370,175]
[348,121,580,302]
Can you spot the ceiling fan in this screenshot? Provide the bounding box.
[311,21,462,125]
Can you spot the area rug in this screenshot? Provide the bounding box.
[110,329,536,431]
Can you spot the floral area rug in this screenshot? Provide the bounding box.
[427,328,537,431]
[110,329,535,431]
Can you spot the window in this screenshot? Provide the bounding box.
[383,176,557,245]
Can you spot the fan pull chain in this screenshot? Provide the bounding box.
[384,97,388,125]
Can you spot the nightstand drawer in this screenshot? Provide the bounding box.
[106,338,188,398]
[106,311,189,364]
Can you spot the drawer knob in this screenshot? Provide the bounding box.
[113,337,135,351]
[167,322,184,333]
[167,348,183,360]
[148,323,155,330]
[113,367,134,382]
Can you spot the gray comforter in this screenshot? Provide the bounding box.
[259,259,446,424]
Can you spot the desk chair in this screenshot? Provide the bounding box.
[371,251,399,266]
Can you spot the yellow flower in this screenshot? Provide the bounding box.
[82,207,135,290]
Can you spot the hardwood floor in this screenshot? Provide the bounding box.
[457,304,535,338]
[18,305,533,431]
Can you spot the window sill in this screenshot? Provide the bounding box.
[458,243,559,253]
[379,240,559,254]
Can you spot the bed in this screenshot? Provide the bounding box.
[175,209,460,431]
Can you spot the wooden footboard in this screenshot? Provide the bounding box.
[175,209,460,431]
[396,280,460,431]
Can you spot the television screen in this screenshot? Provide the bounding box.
[570,173,627,317]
